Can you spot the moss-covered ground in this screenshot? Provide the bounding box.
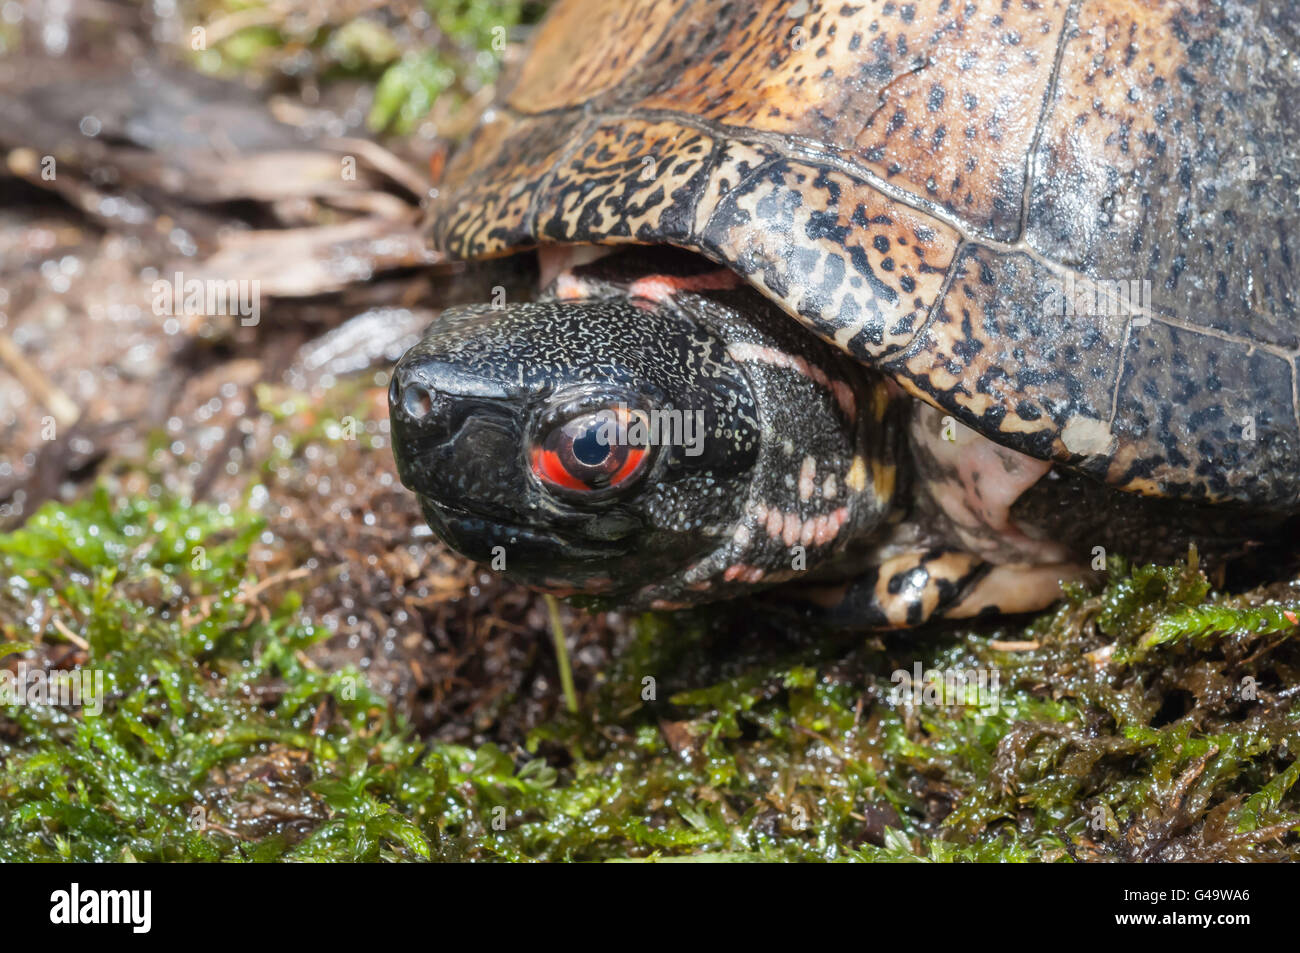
[3,482,1298,861]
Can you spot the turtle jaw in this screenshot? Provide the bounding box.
[416,495,628,579]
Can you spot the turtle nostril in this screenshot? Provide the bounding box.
[401,382,434,420]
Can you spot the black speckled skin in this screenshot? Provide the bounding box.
[390,252,895,608]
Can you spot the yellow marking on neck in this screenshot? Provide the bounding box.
[871,380,893,422]
[872,460,897,501]
[846,455,868,492]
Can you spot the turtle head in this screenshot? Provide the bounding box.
[390,255,895,608]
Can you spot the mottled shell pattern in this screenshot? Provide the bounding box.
[428,0,1300,510]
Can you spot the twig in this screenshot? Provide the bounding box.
[543,595,578,714]
[324,137,432,200]
[990,639,1040,652]
[202,6,287,46]
[0,333,80,427]
[50,617,90,651]
[238,566,312,602]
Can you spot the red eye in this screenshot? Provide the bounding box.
[530,407,650,494]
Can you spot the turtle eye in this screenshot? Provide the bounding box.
[530,407,650,495]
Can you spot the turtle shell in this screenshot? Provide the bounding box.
[427,0,1300,510]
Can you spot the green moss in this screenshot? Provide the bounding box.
[181,0,551,135]
[368,1,550,133]
[2,491,1298,861]
[0,489,410,861]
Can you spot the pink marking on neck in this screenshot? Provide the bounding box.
[723,564,767,584]
[749,502,850,548]
[726,343,857,422]
[627,269,742,303]
[552,273,594,301]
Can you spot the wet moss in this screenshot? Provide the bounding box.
[2,491,1297,861]
[182,0,551,135]
[369,2,552,133]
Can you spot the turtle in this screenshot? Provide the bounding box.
[389,0,1299,626]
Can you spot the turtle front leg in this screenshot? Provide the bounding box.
[787,550,1090,628]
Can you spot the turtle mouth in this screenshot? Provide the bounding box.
[416,494,624,566]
